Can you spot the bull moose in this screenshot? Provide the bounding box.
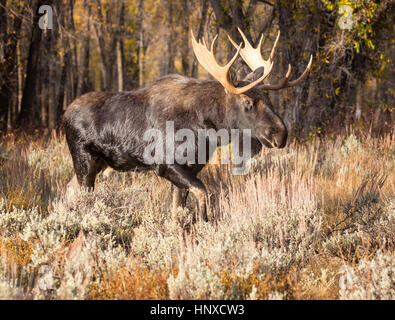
[63,28,312,221]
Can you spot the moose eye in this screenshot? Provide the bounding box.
[243,100,253,112]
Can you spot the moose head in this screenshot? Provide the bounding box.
[191,27,312,149]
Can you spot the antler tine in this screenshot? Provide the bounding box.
[210,34,218,53]
[236,27,251,48]
[256,33,264,53]
[258,55,313,90]
[228,28,280,72]
[269,31,280,61]
[288,55,313,86]
[191,30,274,95]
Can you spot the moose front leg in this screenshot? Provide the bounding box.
[158,164,208,222]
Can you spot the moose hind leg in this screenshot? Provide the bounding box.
[159,165,208,222]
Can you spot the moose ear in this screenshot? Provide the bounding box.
[228,69,239,87]
[243,66,266,82]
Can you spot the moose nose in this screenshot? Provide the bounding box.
[272,129,287,148]
[274,133,287,148]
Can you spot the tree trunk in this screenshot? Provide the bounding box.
[76,0,92,96]
[116,41,124,92]
[17,0,48,128]
[276,1,314,133]
[138,0,144,87]
[16,40,22,115]
[92,0,110,91]
[0,0,10,133]
[55,0,74,130]
[0,0,22,132]
[180,0,190,76]
[116,0,125,92]
[191,0,208,78]
[165,1,175,75]
[210,0,252,44]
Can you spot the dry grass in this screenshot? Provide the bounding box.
[88,258,173,300]
[0,129,393,300]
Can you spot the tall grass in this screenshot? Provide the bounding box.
[0,130,393,299]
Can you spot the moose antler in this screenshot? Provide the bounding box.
[228,27,280,72]
[228,28,313,91]
[191,31,274,95]
[258,55,312,90]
